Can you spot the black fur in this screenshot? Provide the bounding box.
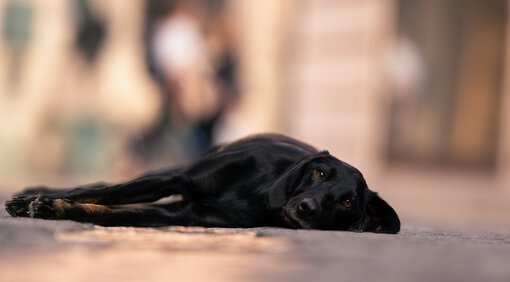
[5,134,400,233]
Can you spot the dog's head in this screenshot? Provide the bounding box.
[266,151,400,233]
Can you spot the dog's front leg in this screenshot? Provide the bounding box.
[59,171,189,205]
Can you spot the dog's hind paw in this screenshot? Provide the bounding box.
[5,194,38,217]
[5,195,58,219]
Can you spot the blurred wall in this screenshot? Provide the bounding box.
[278,0,510,229]
[216,0,290,139]
[0,0,160,185]
[283,0,393,176]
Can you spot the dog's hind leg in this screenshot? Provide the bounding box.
[22,195,193,227]
[6,170,190,218]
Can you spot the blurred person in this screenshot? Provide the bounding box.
[134,0,238,166]
[384,35,426,158]
[0,0,237,185]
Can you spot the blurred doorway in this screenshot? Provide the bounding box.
[387,0,507,168]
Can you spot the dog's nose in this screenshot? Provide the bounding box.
[298,198,319,218]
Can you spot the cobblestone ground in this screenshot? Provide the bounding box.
[1,200,509,282]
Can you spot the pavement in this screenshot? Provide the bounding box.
[1,198,510,282]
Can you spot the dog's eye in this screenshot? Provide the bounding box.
[341,199,353,209]
[313,168,326,180]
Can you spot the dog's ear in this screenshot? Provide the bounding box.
[265,152,330,210]
[358,191,400,234]
[265,158,306,210]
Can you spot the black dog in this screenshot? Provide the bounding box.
[5,134,400,233]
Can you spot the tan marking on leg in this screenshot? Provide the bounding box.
[52,199,112,218]
[52,199,72,218]
[80,203,113,214]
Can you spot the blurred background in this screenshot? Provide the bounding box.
[0,0,509,230]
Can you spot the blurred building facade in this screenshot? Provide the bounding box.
[1,0,509,229]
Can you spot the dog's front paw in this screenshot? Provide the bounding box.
[5,194,38,217]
